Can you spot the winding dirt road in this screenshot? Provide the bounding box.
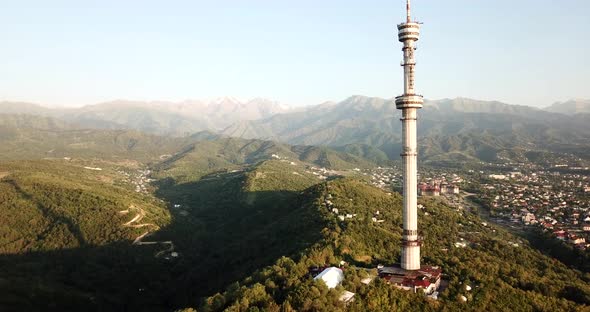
[121,205,176,258]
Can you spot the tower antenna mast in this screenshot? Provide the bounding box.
[396,0,423,271]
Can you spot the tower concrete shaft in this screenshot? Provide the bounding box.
[395,0,423,271]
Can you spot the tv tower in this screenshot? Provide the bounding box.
[396,0,423,271]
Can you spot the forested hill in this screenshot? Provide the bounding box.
[0,160,172,309]
[194,178,590,311]
[0,156,360,310]
[153,135,375,184]
[0,161,172,254]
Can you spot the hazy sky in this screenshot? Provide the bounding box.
[1,0,589,107]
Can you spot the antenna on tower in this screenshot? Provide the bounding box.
[406,0,411,23]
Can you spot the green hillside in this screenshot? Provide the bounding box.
[198,179,590,311]
[153,136,374,183]
[0,160,169,253]
[139,159,330,305]
[0,158,332,310]
[0,160,173,310]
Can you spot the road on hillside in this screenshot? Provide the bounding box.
[121,205,176,258]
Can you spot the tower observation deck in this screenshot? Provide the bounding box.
[396,0,422,271]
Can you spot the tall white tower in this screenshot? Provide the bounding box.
[396,0,422,271]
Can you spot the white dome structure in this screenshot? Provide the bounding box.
[314,267,344,289]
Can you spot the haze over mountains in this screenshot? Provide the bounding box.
[2,96,590,164]
[0,97,290,136]
[544,99,590,115]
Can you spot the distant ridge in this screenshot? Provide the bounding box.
[222,96,590,163]
[544,99,590,115]
[0,114,376,170]
[0,97,291,136]
[2,96,590,163]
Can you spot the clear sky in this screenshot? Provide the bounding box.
[1,0,589,107]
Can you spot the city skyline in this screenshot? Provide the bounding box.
[2,0,589,107]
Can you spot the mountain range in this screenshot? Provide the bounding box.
[0,114,373,173]
[2,96,590,164]
[0,97,290,136]
[222,96,590,163]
